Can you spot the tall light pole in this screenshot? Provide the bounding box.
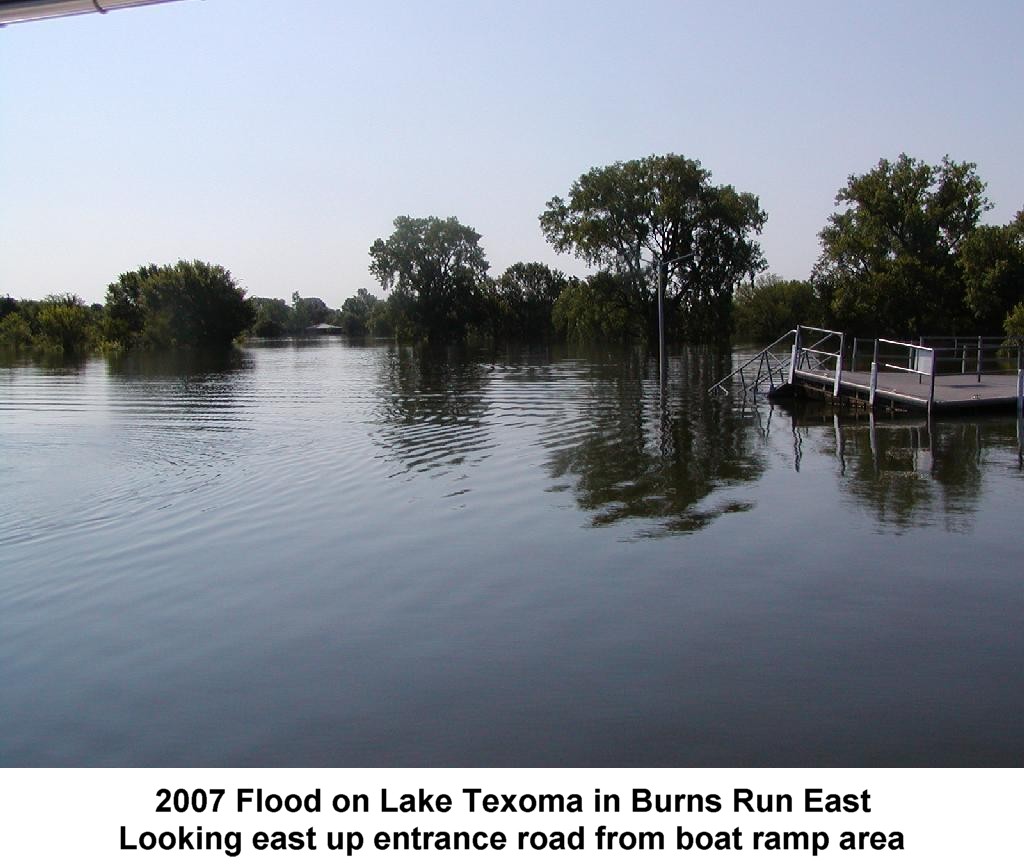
[655,253,694,384]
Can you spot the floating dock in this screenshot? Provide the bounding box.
[792,367,1022,412]
[713,326,1024,415]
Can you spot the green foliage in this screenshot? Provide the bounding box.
[1005,301,1024,338]
[495,262,568,339]
[339,288,383,336]
[960,211,1024,333]
[0,294,103,354]
[36,293,95,354]
[552,272,641,342]
[540,153,766,341]
[732,274,819,343]
[104,264,155,346]
[814,154,990,336]
[369,216,491,342]
[0,312,34,349]
[106,260,254,349]
[289,292,331,332]
[249,296,292,337]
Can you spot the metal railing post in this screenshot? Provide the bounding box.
[657,260,666,387]
[928,347,937,417]
[976,336,983,383]
[869,339,879,407]
[833,332,845,397]
[851,337,858,373]
[788,325,801,385]
[1017,367,1023,418]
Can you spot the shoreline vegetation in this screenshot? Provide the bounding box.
[3,153,1023,358]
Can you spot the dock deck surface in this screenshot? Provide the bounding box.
[795,368,1021,411]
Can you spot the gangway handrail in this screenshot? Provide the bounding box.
[883,362,923,375]
[795,329,843,374]
[798,325,844,336]
[708,330,795,396]
[877,336,926,352]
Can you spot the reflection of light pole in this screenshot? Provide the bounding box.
[655,253,694,383]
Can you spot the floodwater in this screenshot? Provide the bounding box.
[1,340,1021,766]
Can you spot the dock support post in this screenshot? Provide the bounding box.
[833,332,845,397]
[977,336,983,383]
[1017,367,1023,417]
[928,347,937,418]
[869,339,879,407]
[788,326,801,385]
[851,337,858,373]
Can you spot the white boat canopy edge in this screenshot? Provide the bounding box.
[0,0,192,26]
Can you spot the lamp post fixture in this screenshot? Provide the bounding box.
[655,252,694,384]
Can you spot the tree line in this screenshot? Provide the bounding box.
[2,152,1022,354]
[1,261,254,354]
[737,155,1024,342]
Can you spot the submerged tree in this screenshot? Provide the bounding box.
[732,274,820,343]
[1004,301,1024,338]
[249,296,292,337]
[339,288,383,336]
[36,293,96,354]
[813,154,991,336]
[369,216,490,342]
[106,260,253,349]
[552,272,639,343]
[960,210,1024,333]
[289,292,331,332]
[540,154,766,341]
[494,262,568,339]
[0,294,102,354]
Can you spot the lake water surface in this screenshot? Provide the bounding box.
[1,340,1021,766]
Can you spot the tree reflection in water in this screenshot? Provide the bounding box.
[368,340,1022,538]
[372,343,494,479]
[542,345,767,536]
[795,407,1021,533]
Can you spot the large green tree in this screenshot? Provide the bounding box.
[960,210,1024,333]
[495,261,568,339]
[552,272,639,343]
[0,293,99,354]
[338,288,382,336]
[106,260,253,348]
[369,216,490,342]
[539,154,766,340]
[813,154,991,336]
[36,293,96,354]
[732,274,819,343]
[249,296,292,337]
[288,292,331,332]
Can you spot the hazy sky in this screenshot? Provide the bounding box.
[2,0,1022,307]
